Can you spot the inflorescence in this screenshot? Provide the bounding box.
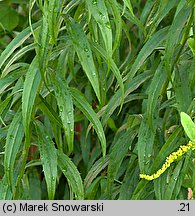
[140,141,195,181]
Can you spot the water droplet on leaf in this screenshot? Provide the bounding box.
[92,0,97,5]
[84,47,89,52]
[59,106,63,112]
[106,22,111,29]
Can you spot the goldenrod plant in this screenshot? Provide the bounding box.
[0,0,195,200]
[140,112,195,181]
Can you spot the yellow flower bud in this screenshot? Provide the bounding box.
[140,141,195,181]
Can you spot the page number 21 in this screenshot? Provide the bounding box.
[178,203,189,212]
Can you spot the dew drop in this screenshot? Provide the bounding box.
[62,169,67,175]
[59,106,63,112]
[45,136,49,139]
[106,22,111,29]
[173,177,177,181]
[92,0,97,5]
[102,87,106,91]
[84,47,89,52]
[92,72,96,76]
[52,176,55,181]
[100,14,106,20]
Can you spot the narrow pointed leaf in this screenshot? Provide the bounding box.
[180,112,195,142]
[0,175,12,200]
[22,57,41,137]
[4,111,24,189]
[57,150,84,200]
[0,22,40,71]
[71,87,106,157]
[126,27,168,80]
[86,0,112,59]
[64,17,101,102]
[107,129,136,198]
[35,121,57,200]
[54,75,74,153]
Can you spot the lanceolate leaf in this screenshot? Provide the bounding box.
[71,87,106,157]
[84,156,109,190]
[57,150,84,200]
[86,0,112,59]
[4,110,24,189]
[107,129,137,199]
[54,75,74,153]
[22,57,41,138]
[0,175,12,200]
[138,117,156,174]
[37,7,51,80]
[180,112,195,142]
[0,21,40,71]
[126,26,169,81]
[165,5,192,76]
[48,0,64,45]
[101,71,152,126]
[147,63,167,128]
[64,17,101,102]
[35,121,57,200]
[92,42,124,107]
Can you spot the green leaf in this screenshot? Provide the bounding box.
[54,75,74,153]
[174,66,192,113]
[147,63,167,128]
[35,121,57,200]
[0,175,12,200]
[151,127,182,173]
[92,42,124,108]
[37,7,51,80]
[22,57,41,138]
[180,112,195,142]
[119,156,139,199]
[138,117,156,174]
[188,38,195,55]
[164,160,183,199]
[64,16,101,102]
[107,0,122,52]
[101,71,152,126]
[0,5,19,31]
[0,21,40,71]
[126,26,168,81]
[164,4,192,77]
[107,129,136,199]
[86,0,112,59]
[48,0,64,44]
[57,150,84,200]
[71,87,106,157]
[84,156,109,190]
[4,110,24,190]
[37,95,63,128]
[0,69,25,94]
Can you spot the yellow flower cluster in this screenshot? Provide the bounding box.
[140,141,195,181]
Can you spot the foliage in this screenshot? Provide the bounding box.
[0,0,195,200]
